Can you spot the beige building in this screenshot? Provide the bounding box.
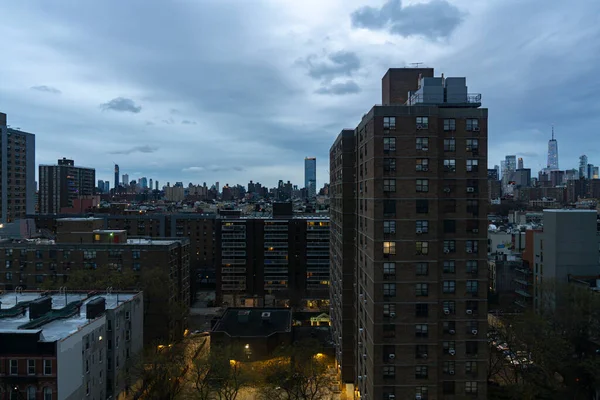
[164,185,185,202]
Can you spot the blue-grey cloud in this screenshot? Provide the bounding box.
[31,85,62,94]
[316,81,361,95]
[351,0,464,40]
[109,145,157,155]
[300,50,361,81]
[100,97,142,113]
[181,120,197,125]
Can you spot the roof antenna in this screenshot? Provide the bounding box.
[551,124,555,140]
[410,62,424,68]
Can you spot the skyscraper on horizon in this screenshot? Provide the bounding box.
[0,112,36,223]
[114,164,120,189]
[304,157,316,197]
[122,173,129,187]
[517,157,524,170]
[579,155,588,178]
[547,126,559,170]
[330,68,488,399]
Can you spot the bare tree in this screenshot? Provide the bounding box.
[257,340,335,400]
[185,349,214,400]
[208,346,253,400]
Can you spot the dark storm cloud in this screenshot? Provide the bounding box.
[31,85,62,94]
[109,145,157,155]
[300,50,361,81]
[100,97,142,113]
[351,0,464,40]
[316,81,361,95]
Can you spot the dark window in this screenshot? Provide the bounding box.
[443,281,456,294]
[466,138,479,151]
[444,138,456,152]
[383,200,396,217]
[466,119,479,131]
[383,324,396,338]
[415,365,428,379]
[383,137,396,151]
[383,366,395,377]
[444,199,456,213]
[443,321,456,333]
[415,262,428,276]
[416,179,429,192]
[443,220,456,233]
[416,220,429,233]
[443,361,456,374]
[415,304,429,317]
[415,345,428,358]
[416,283,428,296]
[383,179,396,192]
[416,158,429,171]
[444,119,456,131]
[416,137,429,150]
[443,261,455,273]
[443,240,456,253]
[384,158,396,172]
[466,261,478,274]
[416,200,429,214]
[466,200,479,216]
[443,381,456,395]
[466,341,479,355]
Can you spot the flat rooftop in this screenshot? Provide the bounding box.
[57,217,104,222]
[0,291,137,342]
[544,209,597,213]
[126,238,180,246]
[212,308,292,337]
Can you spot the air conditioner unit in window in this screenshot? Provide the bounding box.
[389,229,396,234]
[443,187,451,193]
[421,147,429,151]
[363,299,367,304]
[449,349,456,356]
[388,353,395,359]
[449,329,455,335]
[421,353,428,359]
[363,354,367,359]
[466,309,473,315]
[467,249,473,253]
[444,249,450,254]
[389,395,395,400]
[416,229,423,234]
[358,375,363,380]
[416,124,423,130]
[358,341,362,345]
[473,126,480,132]
[444,309,450,315]
[389,312,396,318]
[472,229,479,233]
[472,329,478,335]
[449,370,455,375]
[466,147,472,151]
[467,187,475,192]
[422,167,429,172]
[416,395,422,400]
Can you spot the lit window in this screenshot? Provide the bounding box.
[383,241,396,255]
[416,158,429,171]
[416,241,429,255]
[444,159,456,172]
[466,159,479,172]
[416,220,428,233]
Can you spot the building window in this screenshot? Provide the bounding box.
[443,321,456,334]
[383,366,396,377]
[415,262,428,276]
[10,359,18,375]
[467,280,479,294]
[466,159,479,172]
[27,360,35,375]
[416,116,429,128]
[443,301,456,314]
[383,137,396,151]
[416,179,429,192]
[383,179,396,192]
[5,260,11,268]
[132,250,141,259]
[36,262,43,270]
[415,303,428,317]
[416,158,429,171]
[63,250,71,259]
[383,304,396,317]
[384,200,396,216]
[416,241,429,255]
[444,119,456,131]
[466,199,479,215]
[466,138,479,151]
[465,361,478,375]
[383,262,396,277]
[416,220,428,233]
[443,261,455,274]
[383,241,396,255]
[444,159,456,172]
[383,220,396,234]
[415,345,428,358]
[43,360,52,375]
[443,341,456,354]
[383,324,396,338]
[383,283,396,297]
[443,361,456,374]
[27,386,36,400]
[466,241,479,254]
[86,360,89,373]
[444,199,457,213]
[416,283,429,296]
[36,250,43,259]
[466,261,478,274]
[83,250,96,260]
[383,116,396,130]
[444,138,456,152]
[43,388,52,400]
[443,240,456,253]
[416,386,428,399]
[5,272,12,280]
[443,381,456,395]
[443,281,456,294]
[415,365,428,379]
[443,220,456,233]
[384,158,396,172]
[466,119,479,131]
[416,137,429,150]
[465,381,478,394]
[5,248,13,256]
[125,311,131,320]
[133,262,141,271]
[466,341,479,355]
[416,199,429,214]
[415,324,428,338]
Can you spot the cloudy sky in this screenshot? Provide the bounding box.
[2,0,599,188]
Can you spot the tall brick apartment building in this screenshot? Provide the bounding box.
[330,68,489,400]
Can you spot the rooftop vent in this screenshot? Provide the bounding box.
[29,296,52,320]
[86,297,106,320]
[237,310,251,323]
[261,311,271,321]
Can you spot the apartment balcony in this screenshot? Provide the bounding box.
[222,259,246,265]
[264,225,288,231]
[222,242,246,248]
[222,251,246,257]
[515,289,532,298]
[264,233,288,240]
[264,251,288,257]
[222,233,246,240]
[264,259,288,265]
[264,267,289,274]
[307,252,329,257]
[221,276,246,283]
[307,243,329,248]
[264,283,288,290]
[307,225,329,231]
[406,93,482,108]
[221,283,246,291]
[265,243,288,248]
[513,278,531,286]
[221,267,247,274]
[307,259,330,265]
[307,233,330,240]
[222,225,246,232]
